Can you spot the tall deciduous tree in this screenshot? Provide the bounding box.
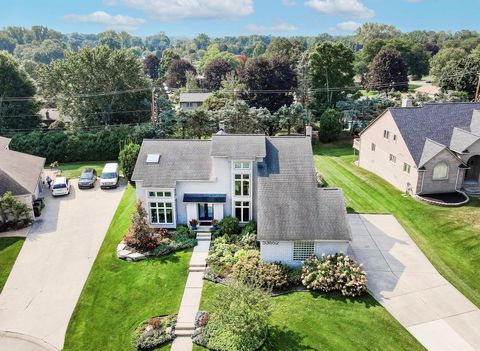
[356,23,401,44]
[143,54,160,80]
[309,42,355,116]
[204,58,234,90]
[159,49,180,79]
[165,59,196,89]
[265,37,303,65]
[0,52,40,134]
[240,57,296,112]
[368,48,408,92]
[38,45,150,128]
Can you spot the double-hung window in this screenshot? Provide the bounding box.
[234,201,250,223]
[232,161,252,223]
[149,202,174,224]
[403,163,411,174]
[234,174,250,196]
[389,154,397,163]
[384,130,390,139]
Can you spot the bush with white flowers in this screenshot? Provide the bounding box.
[301,253,367,297]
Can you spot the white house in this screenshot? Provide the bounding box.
[179,93,211,111]
[131,134,351,266]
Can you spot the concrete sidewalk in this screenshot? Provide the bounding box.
[349,214,480,351]
[171,232,211,351]
[0,181,125,350]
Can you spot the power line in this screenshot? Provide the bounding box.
[0,109,151,119]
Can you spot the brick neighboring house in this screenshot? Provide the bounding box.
[0,137,46,220]
[132,134,351,266]
[354,102,480,201]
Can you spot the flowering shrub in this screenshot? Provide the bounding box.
[206,236,241,274]
[154,231,197,256]
[301,254,367,297]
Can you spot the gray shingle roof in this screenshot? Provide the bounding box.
[256,137,351,241]
[471,110,480,135]
[449,128,479,154]
[179,93,211,103]
[389,103,480,165]
[0,148,45,196]
[131,140,212,187]
[210,135,267,159]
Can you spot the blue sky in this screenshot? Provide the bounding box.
[1,0,479,37]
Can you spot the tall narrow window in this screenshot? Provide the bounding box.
[403,163,411,174]
[384,130,390,139]
[371,143,376,152]
[149,202,173,224]
[389,154,396,163]
[234,174,250,196]
[234,201,250,222]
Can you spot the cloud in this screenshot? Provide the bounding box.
[282,0,297,6]
[245,21,298,33]
[64,11,145,31]
[305,0,374,18]
[336,20,361,31]
[112,0,254,21]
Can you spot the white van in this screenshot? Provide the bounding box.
[100,163,119,189]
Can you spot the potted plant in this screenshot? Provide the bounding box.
[211,219,218,232]
[189,219,198,231]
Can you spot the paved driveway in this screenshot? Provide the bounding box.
[349,214,480,351]
[0,180,125,350]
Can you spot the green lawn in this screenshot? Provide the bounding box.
[313,143,480,307]
[193,281,424,351]
[0,237,25,293]
[408,84,421,92]
[47,161,110,179]
[63,186,192,351]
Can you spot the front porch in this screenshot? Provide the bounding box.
[462,155,480,196]
[183,193,226,227]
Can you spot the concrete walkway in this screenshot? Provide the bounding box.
[171,231,211,351]
[349,214,480,351]
[0,180,125,350]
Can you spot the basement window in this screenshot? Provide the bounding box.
[293,241,315,261]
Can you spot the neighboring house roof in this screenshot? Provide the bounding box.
[389,103,480,165]
[0,136,11,150]
[179,93,211,103]
[0,147,45,196]
[210,135,267,159]
[256,137,351,241]
[131,140,212,187]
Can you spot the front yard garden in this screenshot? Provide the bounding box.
[0,237,25,292]
[63,186,192,351]
[313,142,480,307]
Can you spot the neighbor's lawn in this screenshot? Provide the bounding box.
[0,237,25,293]
[314,143,480,307]
[47,161,110,179]
[193,282,424,351]
[63,186,192,351]
[408,84,421,92]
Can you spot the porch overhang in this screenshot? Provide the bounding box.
[183,193,227,203]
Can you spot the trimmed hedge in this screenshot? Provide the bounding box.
[8,124,159,163]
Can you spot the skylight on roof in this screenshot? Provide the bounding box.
[146,154,160,163]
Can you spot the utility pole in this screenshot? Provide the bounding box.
[151,87,158,124]
[475,73,480,102]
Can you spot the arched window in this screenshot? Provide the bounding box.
[432,162,449,180]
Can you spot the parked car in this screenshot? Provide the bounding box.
[78,168,97,189]
[52,177,70,197]
[100,163,119,189]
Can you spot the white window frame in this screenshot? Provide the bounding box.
[234,200,251,223]
[149,201,175,225]
[403,163,411,174]
[232,161,252,223]
[234,173,250,196]
[384,130,390,139]
[432,162,449,180]
[146,190,175,226]
[389,154,397,163]
[293,241,315,261]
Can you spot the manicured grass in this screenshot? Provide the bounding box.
[63,186,192,351]
[408,84,421,92]
[0,237,25,293]
[193,282,424,351]
[313,143,480,307]
[360,90,379,96]
[47,161,111,179]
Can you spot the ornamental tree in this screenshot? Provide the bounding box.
[368,48,408,92]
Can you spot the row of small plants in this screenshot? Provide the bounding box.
[123,201,197,256]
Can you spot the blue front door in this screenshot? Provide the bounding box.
[198,203,214,224]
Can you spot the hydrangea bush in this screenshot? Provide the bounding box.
[301,254,367,297]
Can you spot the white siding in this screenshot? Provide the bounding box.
[260,240,350,267]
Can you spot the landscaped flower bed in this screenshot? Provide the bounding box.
[131,315,176,350]
[117,201,196,261]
